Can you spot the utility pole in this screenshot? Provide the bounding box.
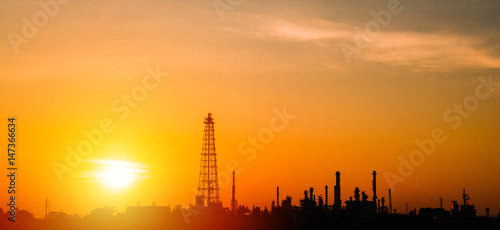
[45,198,48,219]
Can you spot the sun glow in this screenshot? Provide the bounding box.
[85,159,150,190]
[99,166,134,188]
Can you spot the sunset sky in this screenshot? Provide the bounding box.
[1,0,500,218]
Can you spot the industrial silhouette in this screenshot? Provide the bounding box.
[196,113,221,208]
[231,170,237,213]
[2,113,498,229]
[333,171,341,211]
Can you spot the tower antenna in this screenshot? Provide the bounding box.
[197,113,220,206]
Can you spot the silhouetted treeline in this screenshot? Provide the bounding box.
[1,202,499,230]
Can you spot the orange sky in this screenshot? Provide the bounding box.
[1,0,500,218]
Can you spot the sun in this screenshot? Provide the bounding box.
[87,159,150,190]
[100,166,134,188]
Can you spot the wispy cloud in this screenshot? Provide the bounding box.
[217,12,500,72]
[217,13,352,42]
[360,31,500,72]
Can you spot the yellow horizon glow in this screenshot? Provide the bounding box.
[1,0,500,219]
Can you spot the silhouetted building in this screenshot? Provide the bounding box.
[451,201,459,215]
[380,197,388,214]
[450,189,477,219]
[282,196,292,209]
[300,188,317,210]
[345,187,376,215]
[418,207,450,220]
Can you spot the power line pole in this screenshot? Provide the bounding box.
[45,198,48,219]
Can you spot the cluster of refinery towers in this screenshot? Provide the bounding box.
[275,171,392,214]
[195,113,392,213]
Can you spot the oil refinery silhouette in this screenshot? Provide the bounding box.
[1,113,498,230]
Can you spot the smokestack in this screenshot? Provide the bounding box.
[325,185,328,207]
[334,171,341,210]
[277,186,280,207]
[389,189,392,214]
[381,197,385,214]
[231,171,236,213]
[310,188,314,202]
[372,171,377,205]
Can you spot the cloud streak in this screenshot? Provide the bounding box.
[218,12,500,72]
[217,13,352,42]
[359,31,500,72]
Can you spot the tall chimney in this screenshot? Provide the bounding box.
[325,185,329,207]
[310,188,314,202]
[231,171,236,213]
[389,189,392,214]
[277,186,280,207]
[372,171,377,205]
[334,171,341,210]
